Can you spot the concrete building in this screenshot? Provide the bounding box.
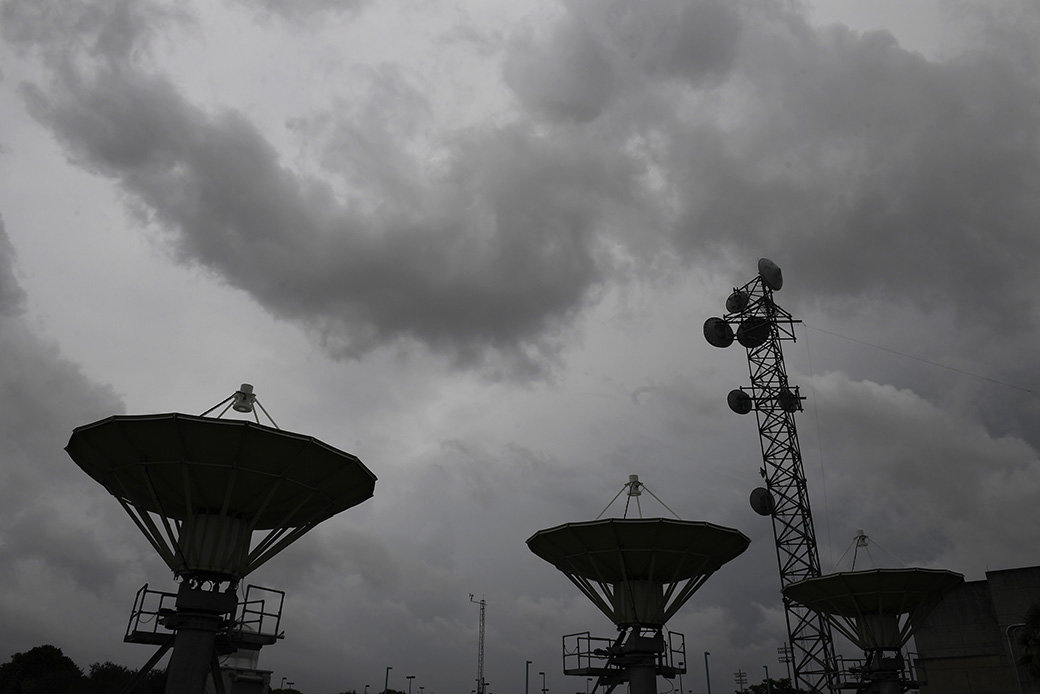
[912,565,1040,693]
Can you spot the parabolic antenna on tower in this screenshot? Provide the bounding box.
[66,412,376,579]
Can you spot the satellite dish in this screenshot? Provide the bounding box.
[528,518,750,626]
[783,568,963,690]
[528,517,749,694]
[777,388,801,412]
[703,317,734,348]
[758,258,783,291]
[66,398,378,694]
[66,413,377,578]
[736,317,770,348]
[749,488,775,516]
[783,568,964,651]
[727,389,752,415]
[726,290,749,313]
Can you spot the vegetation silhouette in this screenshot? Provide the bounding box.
[736,677,808,694]
[0,645,164,694]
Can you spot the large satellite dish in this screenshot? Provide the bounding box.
[783,568,963,650]
[66,393,378,694]
[528,516,749,694]
[783,568,963,690]
[67,413,376,579]
[528,518,749,627]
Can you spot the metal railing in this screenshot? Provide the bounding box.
[122,582,284,646]
[124,584,178,645]
[229,584,285,644]
[562,630,686,677]
[831,651,920,689]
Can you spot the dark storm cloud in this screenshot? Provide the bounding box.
[502,0,1040,341]
[3,0,653,378]
[0,315,126,565]
[228,0,369,24]
[503,0,741,122]
[503,13,616,123]
[0,217,26,316]
[0,0,191,66]
[6,0,1040,384]
[0,219,135,662]
[675,19,1040,328]
[799,372,1040,576]
[500,0,1040,460]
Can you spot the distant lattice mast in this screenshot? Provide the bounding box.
[704,259,837,694]
[471,594,487,694]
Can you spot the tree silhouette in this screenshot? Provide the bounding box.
[737,677,808,694]
[83,661,165,694]
[0,644,84,694]
[0,645,166,694]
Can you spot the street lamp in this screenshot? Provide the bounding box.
[526,661,532,694]
[365,686,370,694]
[407,675,416,694]
[384,666,393,694]
[763,665,772,694]
[704,652,711,694]
[281,677,287,689]
[539,670,547,694]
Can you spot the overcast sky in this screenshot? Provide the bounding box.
[1,0,1038,692]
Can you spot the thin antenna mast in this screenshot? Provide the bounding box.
[470,594,487,694]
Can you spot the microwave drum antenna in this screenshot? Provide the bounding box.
[703,317,735,348]
[758,258,783,290]
[749,487,775,516]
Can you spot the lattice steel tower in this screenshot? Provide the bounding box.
[704,259,837,693]
[470,594,487,694]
